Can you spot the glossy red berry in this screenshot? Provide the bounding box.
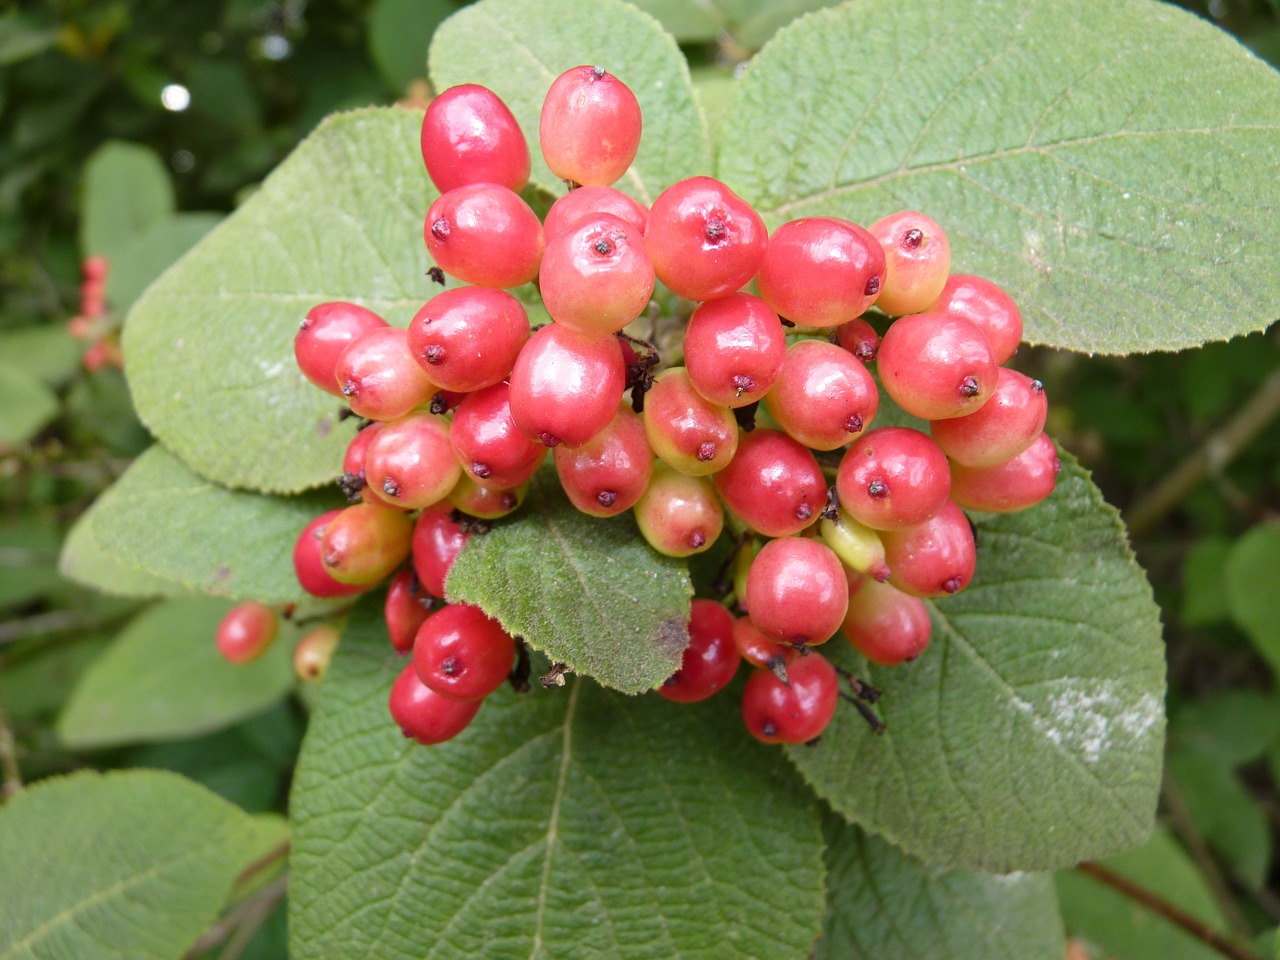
[421,83,530,193]
[363,413,461,510]
[539,213,655,337]
[334,326,438,422]
[643,176,767,301]
[867,211,951,316]
[411,504,470,598]
[834,317,879,363]
[634,467,723,557]
[929,273,1023,365]
[294,625,341,681]
[450,382,548,489]
[425,183,544,288]
[642,367,738,476]
[508,323,625,448]
[745,537,848,646]
[320,502,415,586]
[930,368,1047,467]
[764,339,878,450]
[877,312,998,421]
[880,500,977,598]
[682,293,786,409]
[841,576,931,666]
[741,651,838,744]
[540,65,642,187]
[553,404,653,517]
[413,603,516,702]
[389,663,481,745]
[385,569,435,654]
[448,475,527,519]
[713,428,826,538]
[836,427,951,531]
[732,616,796,670]
[754,217,885,327]
[949,432,1060,513]
[543,185,648,239]
[296,301,388,397]
[293,511,369,599]
[215,602,278,664]
[659,600,741,703]
[407,286,529,393]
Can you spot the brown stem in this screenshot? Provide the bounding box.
[183,874,287,959]
[1075,861,1262,960]
[1162,774,1254,938]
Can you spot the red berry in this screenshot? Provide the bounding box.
[764,339,878,451]
[553,404,653,517]
[643,176,767,301]
[82,255,109,283]
[755,217,885,327]
[880,500,977,598]
[215,601,278,664]
[948,432,1060,513]
[642,367,739,476]
[294,625,341,681]
[508,323,626,448]
[421,83,530,193]
[450,382,548,490]
[296,301,388,397]
[411,504,470,598]
[841,577,931,666]
[930,368,1047,468]
[867,211,951,316]
[341,423,386,505]
[745,537,848,646]
[293,511,369,599]
[836,427,951,531]
[713,428,826,538]
[407,286,529,393]
[877,312,998,421]
[363,413,461,510]
[682,293,786,409]
[929,273,1023,365]
[385,569,434,654]
[543,185,648,239]
[741,651,838,744]
[539,213,655,337]
[320,502,415,586]
[334,326,437,422]
[658,599,740,702]
[634,467,723,558]
[732,616,795,670]
[425,183,544,288]
[834,317,879,362]
[413,603,515,701]
[540,65,642,187]
[388,663,481,745]
[448,475,527,519]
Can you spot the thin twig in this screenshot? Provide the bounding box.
[183,874,287,960]
[0,610,125,646]
[1127,365,1280,538]
[1076,861,1262,960]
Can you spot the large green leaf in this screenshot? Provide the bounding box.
[89,445,342,604]
[123,108,439,493]
[56,596,296,749]
[1225,522,1280,671]
[446,473,692,694]
[717,0,1280,354]
[430,0,710,204]
[816,815,1064,960]
[60,501,193,599]
[0,770,286,960]
[290,602,825,960]
[786,457,1165,872]
[109,212,222,313]
[368,0,454,92]
[79,141,173,261]
[0,362,58,447]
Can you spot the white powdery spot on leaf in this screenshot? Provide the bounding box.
[1017,680,1162,764]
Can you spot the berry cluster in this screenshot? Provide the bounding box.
[213,600,340,683]
[67,255,123,372]
[283,66,1058,748]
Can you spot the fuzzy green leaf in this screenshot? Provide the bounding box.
[290,601,825,960]
[717,0,1280,354]
[368,0,452,92]
[0,770,287,960]
[787,457,1166,872]
[0,363,58,448]
[122,108,441,493]
[80,141,174,261]
[89,445,342,604]
[446,473,692,694]
[430,0,710,204]
[56,596,296,749]
[816,814,1064,960]
[109,212,222,313]
[60,501,193,599]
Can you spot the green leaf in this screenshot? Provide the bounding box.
[1225,522,1280,671]
[0,326,83,387]
[717,0,1280,354]
[0,362,58,448]
[89,445,342,604]
[109,212,222,313]
[1181,535,1232,627]
[60,502,192,599]
[446,473,692,694]
[56,596,296,749]
[122,108,436,493]
[0,634,113,721]
[430,0,710,204]
[786,457,1166,872]
[368,0,454,92]
[1170,690,1280,766]
[290,601,825,960]
[621,0,725,42]
[0,513,63,611]
[1056,829,1228,960]
[0,15,58,66]
[0,770,287,960]
[816,814,1064,960]
[79,141,174,261]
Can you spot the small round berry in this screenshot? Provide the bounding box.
[388,663,481,745]
[836,427,951,531]
[320,502,415,586]
[741,651,838,744]
[818,508,891,583]
[732,616,796,670]
[413,603,516,702]
[215,602,279,664]
[764,339,878,451]
[364,413,461,510]
[930,368,1047,468]
[448,475,527,520]
[543,185,649,239]
[296,302,388,397]
[539,213,655,337]
[880,500,977,598]
[385,569,434,654]
[643,176,767,301]
[293,511,370,599]
[425,183,544,288]
[450,382,548,490]
[745,537,849,646]
[867,211,951,316]
[948,433,1060,513]
[340,423,386,505]
[634,467,723,558]
[540,65,642,187]
[407,286,529,393]
[554,404,653,517]
[834,317,879,362]
[411,504,470,598]
[928,273,1023,365]
[659,600,741,703]
[754,217,885,327]
[294,625,341,681]
[508,323,626,448]
[421,83,530,193]
[682,293,786,409]
[841,577,932,666]
[642,367,738,476]
[713,428,826,538]
[877,313,998,421]
[82,255,110,283]
[334,326,438,422]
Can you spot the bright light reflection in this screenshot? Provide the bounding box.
[160,83,191,112]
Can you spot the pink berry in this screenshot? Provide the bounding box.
[448,476,527,520]
[320,502,415,586]
[296,301,388,397]
[508,323,625,448]
[363,413,461,510]
[425,183,544,288]
[834,317,879,363]
[930,368,1047,467]
[539,213,655,337]
[841,577,931,666]
[867,211,951,316]
[836,427,951,531]
[385,569,434,655]
[948,433,1060,513]
[745,537,849,646]
[642,367,739,476]
[634,467,723,557]
[334,326,437,422]
[215,602,278,664]
[741,651,838,744]
[411,504,470,598]
[540,65,642,187]
[880,500,977,598]
[929,273,1023,365]
[877,312,998,421]
[682,293,786,409]
[293,511,370,599]
[388,663,481,745]
[553,404,653,517]
[713,428,826,538]
[450,382,548,490]
[732,616,795,670]
[413,603,515,702]
[407,286,529,393]
[543,185,648,239]
[421,84,530,194]
[755,217,885,327]
[764,339,878,451]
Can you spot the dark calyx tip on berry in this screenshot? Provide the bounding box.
[941,576,964,594]
[959,375,981,398]
[424,345,445,364]
[337,472,365,503]
[341,379,358,397]
[844,413,864,433]
[382,477,401,498]
[820,485,840,521]
[1031,379,1045,394]
[591,65,606,79]
[431,218,451,241]
[766,655,789,686]
[537,432,562,448]
[864,275,881,296]
[471,462,492,480]
[298,317,311,331]
[761,721,778,737]
[696,441,718,462]
[427,266,446,285]
[593,237,614,256]
[596,490,617,507]
[869,562,891,583]
[902,227,924,250]
[867,478,888,499]
[501,492,518,509]
[441,656,460,676]
[662,673,680,688]
[795,503,813,521]
[429,392,450,415]
[688,531,706,549]
[779,317,796,328]
[855,341,877,361]
[704,217,728,244]
[731,374,755,395]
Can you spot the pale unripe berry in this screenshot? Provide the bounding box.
[634,467,723,558]
[321,502,414,586]
[841,577,931,666]
[868,211,951,316]
[294,625,341,681]
[554,404,653,517]
[819,508,891,583]
[642,367,738,476]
